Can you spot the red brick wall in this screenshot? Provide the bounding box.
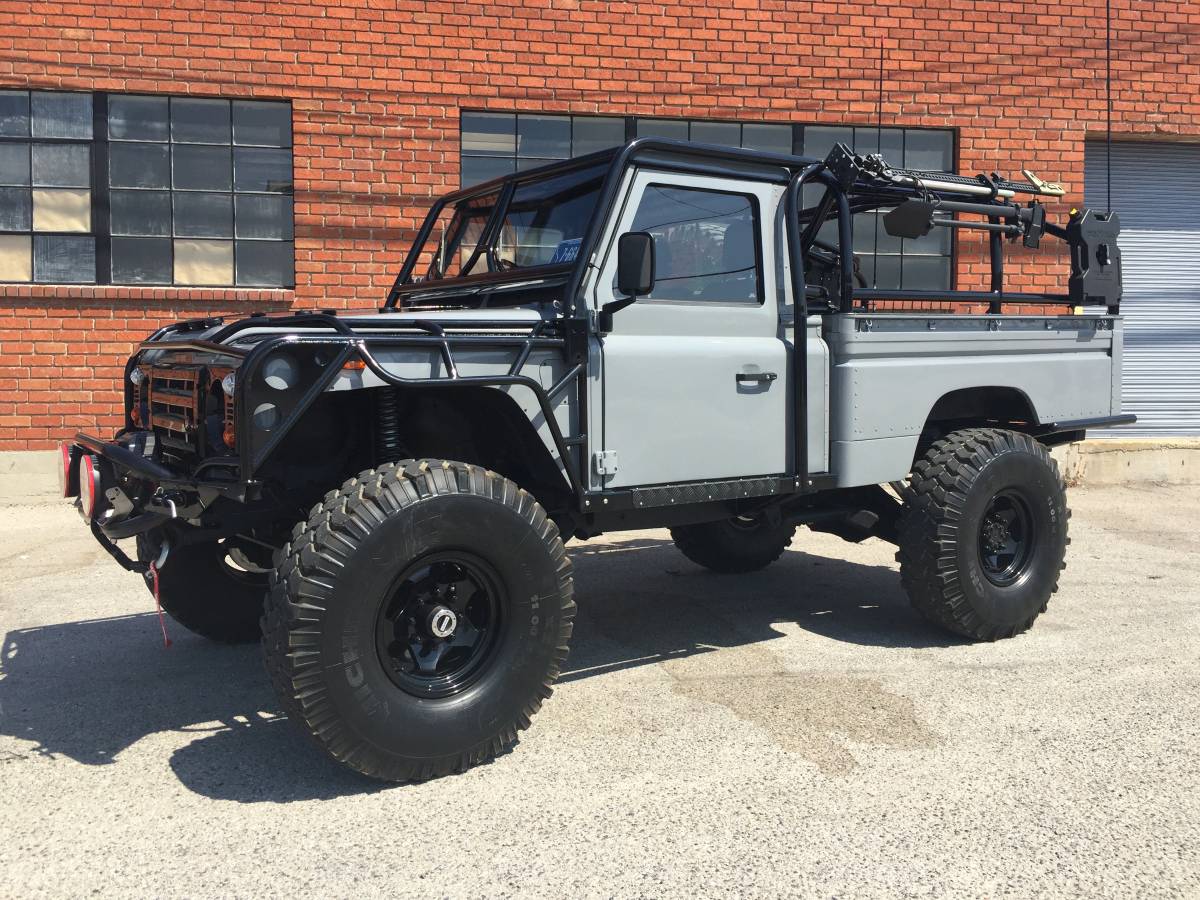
[1,0,1198,448]
[0,287,292,447]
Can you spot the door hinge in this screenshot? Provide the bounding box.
[593,450,619,476]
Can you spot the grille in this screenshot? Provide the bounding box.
[148,366,203,453]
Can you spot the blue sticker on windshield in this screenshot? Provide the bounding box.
[550,238,582,264]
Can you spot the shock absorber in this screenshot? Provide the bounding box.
[375,387,406,463]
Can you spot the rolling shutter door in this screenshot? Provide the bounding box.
[1084,141,1200,436]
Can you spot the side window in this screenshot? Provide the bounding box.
[623,184,761,303]
[424,191,498,280]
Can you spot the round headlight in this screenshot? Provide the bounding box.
[221,372,236,397]
[79,455,100,521]
[129,367,146,387]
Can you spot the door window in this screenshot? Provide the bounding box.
[623,185,761,303]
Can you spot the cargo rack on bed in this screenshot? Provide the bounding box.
[792,143,1122,316]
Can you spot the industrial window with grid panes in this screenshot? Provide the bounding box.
[0,89,294,288]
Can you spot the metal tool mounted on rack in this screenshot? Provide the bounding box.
[808,143,1122,312]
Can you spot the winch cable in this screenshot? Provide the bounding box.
[147,561,173,649]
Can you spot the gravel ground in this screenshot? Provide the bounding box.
[1,485,1198,899]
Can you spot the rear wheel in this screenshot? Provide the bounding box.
[262,459,575,782]
[135,536,268,643]
[897,428,1069,641]
[670,515,797,574]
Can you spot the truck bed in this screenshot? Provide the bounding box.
[824,313,1122,487]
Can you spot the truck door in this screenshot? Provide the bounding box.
[593,171,788,489]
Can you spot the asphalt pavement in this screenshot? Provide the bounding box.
[1,485,1197,898]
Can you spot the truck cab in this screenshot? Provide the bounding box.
[61,139,1132,782]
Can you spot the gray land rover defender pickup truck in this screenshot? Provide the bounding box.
[61,139,1133,781]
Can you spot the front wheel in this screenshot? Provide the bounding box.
[135,536,268,643]
[897,428,1069,641]
[262,460,575,782]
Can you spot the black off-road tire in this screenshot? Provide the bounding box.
[261,459,575,783]
[135,536,267,643]
[670,516,797,574]
[897,428,1069,641]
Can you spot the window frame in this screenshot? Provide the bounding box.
[0,90,97,284]
[615,179,766,308]
[0,88,295,288]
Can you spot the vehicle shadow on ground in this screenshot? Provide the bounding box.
[0,612,379,802]
[0,536,959,803]
[562,537,963,685]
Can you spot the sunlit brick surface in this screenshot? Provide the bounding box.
[0,0,1197,447]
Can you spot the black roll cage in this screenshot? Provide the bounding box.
[113,139,1121,527]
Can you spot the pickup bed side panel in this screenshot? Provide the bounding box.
[826,315,1121,488]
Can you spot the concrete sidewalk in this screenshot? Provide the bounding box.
[1052,439,1200,485]
[0,451,62,505]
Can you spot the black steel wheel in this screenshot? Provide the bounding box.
[262,459,575,783]
[897,428,1069,641]
[977,489,1037,587]
[375,553,504,698]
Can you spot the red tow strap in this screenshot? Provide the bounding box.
[148,562,172,648]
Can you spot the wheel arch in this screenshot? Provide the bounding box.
[924,385,1040,427]
[375,384,574,516]
[252,381,576,532]
[911,385,1042,470]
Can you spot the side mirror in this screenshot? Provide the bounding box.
[601,232,655,333]
[616,231,655,296]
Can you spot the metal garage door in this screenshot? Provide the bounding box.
[1085,141,1200,436]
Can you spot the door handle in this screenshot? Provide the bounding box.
[736,372,777,384]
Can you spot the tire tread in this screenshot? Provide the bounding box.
[896,428,1068,641]
[261,459,575,782]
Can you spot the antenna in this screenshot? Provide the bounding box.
[872,35,885,292]
[876,37,884,154]
[1106,0,1113,212]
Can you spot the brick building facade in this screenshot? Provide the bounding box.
[1,0,1198,449]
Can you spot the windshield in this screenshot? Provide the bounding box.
[423,163,607,282]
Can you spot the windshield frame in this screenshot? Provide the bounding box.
[428,186,507,281]
[388,150,620,304]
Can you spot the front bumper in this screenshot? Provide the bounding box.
[63,430,252,544]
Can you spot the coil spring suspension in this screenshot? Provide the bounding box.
[375,387,406,463]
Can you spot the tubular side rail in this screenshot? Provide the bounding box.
[209,312,356,343]
[229,328,588,503]
[137,339,249,357]
[785,164,853,489]
[202,312,549,342]
[353,342,586,500]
